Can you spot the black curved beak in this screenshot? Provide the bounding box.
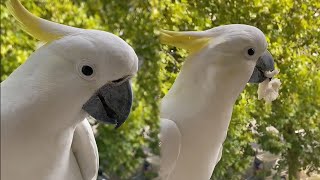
[82,80,133,129]
[248,50,275,83]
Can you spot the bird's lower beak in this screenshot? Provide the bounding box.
[82,80,133,129]
[248,50,275,83]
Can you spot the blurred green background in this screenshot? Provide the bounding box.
[1,0,319,180]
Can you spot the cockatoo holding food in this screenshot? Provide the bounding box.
[159,25,280,180]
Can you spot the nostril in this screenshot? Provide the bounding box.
[112,76,128,84]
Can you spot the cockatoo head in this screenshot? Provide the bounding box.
[7,0,138,128]
[160,24,275,84]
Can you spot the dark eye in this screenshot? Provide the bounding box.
[112,76,128,83]
[81,65,94,76]
[247,48,255,56]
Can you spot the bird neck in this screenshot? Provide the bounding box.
[161,55,253,130]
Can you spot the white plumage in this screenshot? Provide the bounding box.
[159,24,277,180]
[1,1,138,180]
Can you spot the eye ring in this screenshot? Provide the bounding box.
[77,61,96,81]
[244,47,256,59]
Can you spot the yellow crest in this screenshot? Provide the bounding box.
[6,0,80,42]
[160,30,211,54]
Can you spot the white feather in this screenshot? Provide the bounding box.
[160,24,269,180]
[1,1,138,180]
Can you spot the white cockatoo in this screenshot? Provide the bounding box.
[1,1,138,180]
[159,25,278,180]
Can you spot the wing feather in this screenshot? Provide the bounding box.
[159,118,181,179]
[72,118,98,180]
